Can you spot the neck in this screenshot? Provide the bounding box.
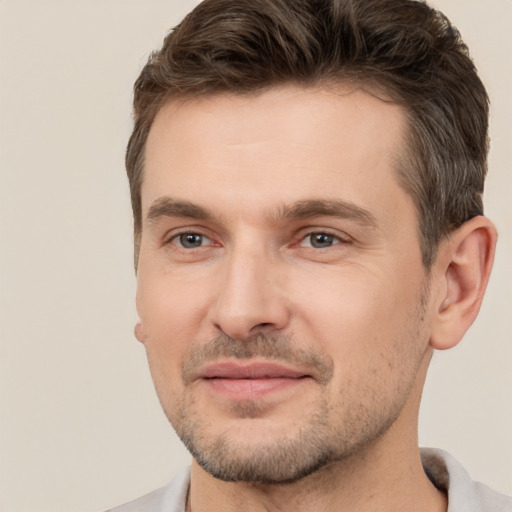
[187,439,446,512]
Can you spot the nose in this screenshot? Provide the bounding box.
[210,243,290,339]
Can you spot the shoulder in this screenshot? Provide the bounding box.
[106,486,168,512]
[420,448,512,512]
[105,467,191,512]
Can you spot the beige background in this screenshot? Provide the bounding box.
[0,1,510,511]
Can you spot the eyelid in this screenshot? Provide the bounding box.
[292,227,353,247]
[300,233,340,247]
[164,226,217,247]
[171,233,212,248]
[161,224,353,249]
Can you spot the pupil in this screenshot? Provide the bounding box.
[181,234,202,248]
[312,233,332,248]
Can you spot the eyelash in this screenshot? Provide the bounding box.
[298,231,345,249]
[167,231,215,249]
[166,229,350,251]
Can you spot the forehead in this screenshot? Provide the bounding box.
[143,84,410,224]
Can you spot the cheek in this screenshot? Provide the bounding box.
[135,273,201,413]
[293,268,428,416]
[290,263,425,365]
[135,268,216,394]
[137,264,213,337]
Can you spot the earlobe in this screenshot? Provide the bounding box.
[134,322,146,344]
[430,216,497,350]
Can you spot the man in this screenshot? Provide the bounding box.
[110,0,512,510]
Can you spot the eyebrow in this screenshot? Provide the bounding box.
[145,196,377,228]
[275,199,378,228]
[146,197,212,224]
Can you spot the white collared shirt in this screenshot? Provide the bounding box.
[106,448,512,511]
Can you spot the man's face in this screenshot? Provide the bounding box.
[136,85,433,483]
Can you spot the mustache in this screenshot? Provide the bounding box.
[182,333,334,385]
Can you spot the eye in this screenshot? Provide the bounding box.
[300,232,342,248]
[172,232,212,249]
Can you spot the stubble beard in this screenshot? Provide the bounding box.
[161,324,428,485]
[177,391,335,484]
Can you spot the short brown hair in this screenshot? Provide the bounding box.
[126,0,489,269]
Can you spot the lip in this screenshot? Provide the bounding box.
[196,361,311,400]
[197,361,309,379]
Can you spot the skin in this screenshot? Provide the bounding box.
[135,85,496,511]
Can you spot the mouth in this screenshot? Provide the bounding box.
[196,361,312,399]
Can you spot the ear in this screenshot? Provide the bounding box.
[134,322,146,344]
[430,216,497,350]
